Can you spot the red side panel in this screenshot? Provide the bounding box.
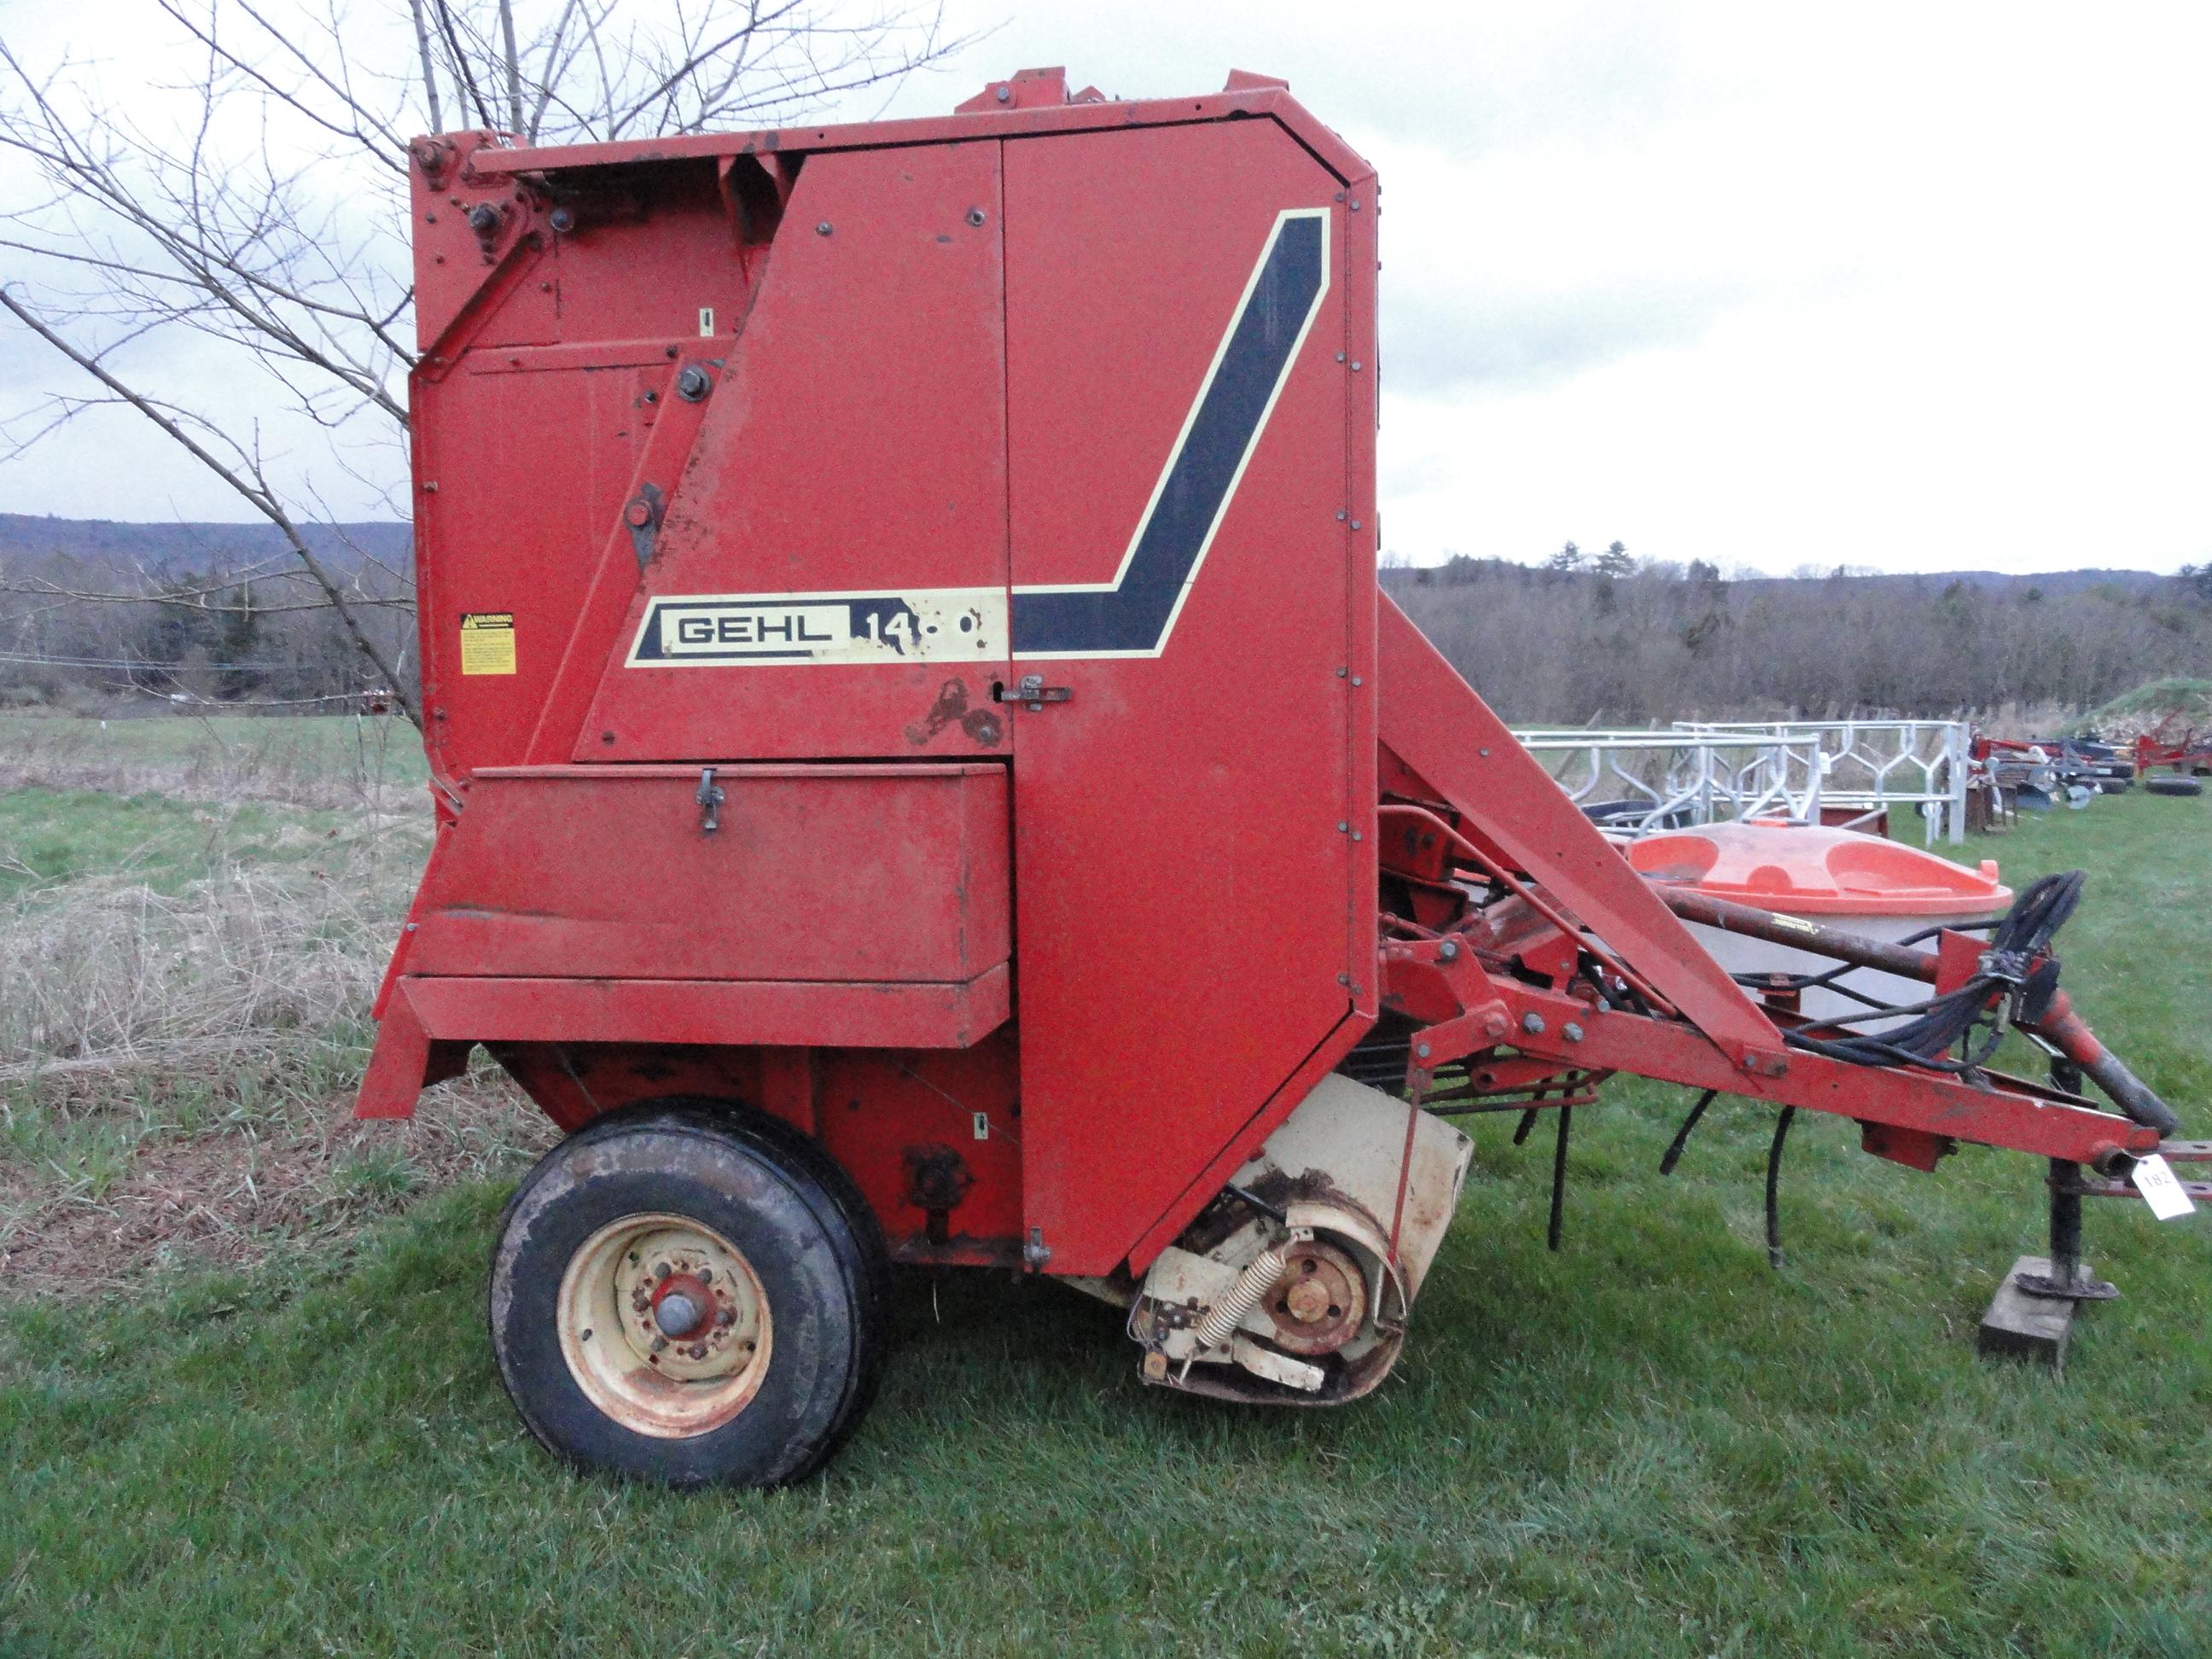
[1001,120,1372,1274]
[410,355,658,783]
[576,141,1013,762]
[405,763,1009,984]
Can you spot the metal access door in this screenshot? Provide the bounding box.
[1000,119,1374,1275]
[576,139,1016,764]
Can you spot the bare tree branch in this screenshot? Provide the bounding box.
[0,0,973,719]
[2,286,422,725]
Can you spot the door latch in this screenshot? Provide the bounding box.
[696,766,725,833]
[996,673,1072,713]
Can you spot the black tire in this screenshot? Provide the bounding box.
[2095,777,2131,795]
[2146,775,2203,798]
[489,1099,891,1489]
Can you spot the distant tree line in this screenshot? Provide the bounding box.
[0,545,412,712]
[1390,547,2212,725]
[7,530,2209,724]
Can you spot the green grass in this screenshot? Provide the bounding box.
[0,787,370,900]
[2080,678,2212,733]
[4,749,2212,1652]
[0,710,428,796]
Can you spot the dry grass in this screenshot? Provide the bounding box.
[0,715,544,1296]
[0,1085,551,1296]
[0,708,424,811]
[0,857,398,1089]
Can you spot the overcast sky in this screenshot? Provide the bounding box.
[3,0,2206,574]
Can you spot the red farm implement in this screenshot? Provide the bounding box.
[2135,718,2212,796]
[363,67,2199,1487]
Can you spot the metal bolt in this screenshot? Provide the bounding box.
[1417,1044,1432,1059]
[1350,830,1362,841]
[467,202,501,235]
[1336,509,1347,521]
[404,922,417,933]
[1351,361,1363,371]
[994,84,1010,102]
[816,220,833,236]
[548,207,575,233]
[1337,973,1350,986]
[966,207,987,226]
[1350,520,1363,531]
[1563,1022,1585,1044]
[655,1261,672,1279]
[1478,747,1491,758]
[1522,1012,1545,1035]
[675,364,712,402]
[1438,940,1458,960]
[1350,675,1363,687]
[1336,666,1348,678]
[1349,198,1362,211]
[1336,352,1347,363]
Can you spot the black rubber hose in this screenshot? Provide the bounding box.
[1765,1106,1796,1271]
[1659,1089,1718,1175]
[1547,1106,1572,1252]
[1784,871,2086,1072]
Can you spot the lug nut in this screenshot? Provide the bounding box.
[1563,1022,1585,1044]
[1522,1012,1545,1035]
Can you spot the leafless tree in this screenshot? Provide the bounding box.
[0,0,969,725]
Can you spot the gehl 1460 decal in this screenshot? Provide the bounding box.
[626,207,1330,670]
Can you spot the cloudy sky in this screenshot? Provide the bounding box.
[3,0,2207,573]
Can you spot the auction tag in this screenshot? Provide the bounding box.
[2131,1154,2195,1220]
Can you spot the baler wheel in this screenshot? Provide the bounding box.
[489,1100,890,1488]
[2146,776,2203,798]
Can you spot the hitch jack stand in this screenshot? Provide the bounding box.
[1978,1062,2117,1371]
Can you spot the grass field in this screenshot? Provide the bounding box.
[3,717,2209,1654]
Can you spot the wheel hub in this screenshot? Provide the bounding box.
[1265,1237,1367,1356]
[557,1214,772,1437]
[651,1277,712,1339]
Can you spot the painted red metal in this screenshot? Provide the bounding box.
[2135,719,2212,777]
[364,68,2185,1284]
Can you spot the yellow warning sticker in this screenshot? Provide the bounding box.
[458,612,516,676]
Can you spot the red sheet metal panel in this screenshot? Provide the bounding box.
[405,764,1009,983]
[396,966,1011,1049]
[1000,119,1373,1275]
[410,352,657,785]
[575,140,1012,763]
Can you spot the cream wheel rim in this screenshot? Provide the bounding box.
[556,1212,772,1438]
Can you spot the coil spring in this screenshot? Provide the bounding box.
[1191,1243,1291,1350]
